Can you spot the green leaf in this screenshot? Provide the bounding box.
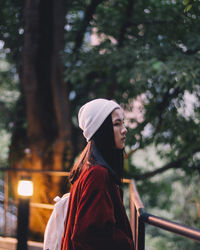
[184,4,192,12]
[183,0,191,6]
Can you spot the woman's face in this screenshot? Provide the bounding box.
[112,108,127,149]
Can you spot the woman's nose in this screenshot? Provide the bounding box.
[122,125,127,134]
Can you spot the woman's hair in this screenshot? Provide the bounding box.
[69,113,124,184]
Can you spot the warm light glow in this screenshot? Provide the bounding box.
[18,180,33,197]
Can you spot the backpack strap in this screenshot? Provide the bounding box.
[43,193,70,250]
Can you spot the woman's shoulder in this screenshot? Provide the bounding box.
[88,164,109,177]
[79,164,110,187]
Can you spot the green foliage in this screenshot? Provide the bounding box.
[1,0,200,246]
[0,0,24,64]
[0,129,11,165]
[0,54,21,166]
[146,228,200,250]
[183,0,196,13]
[0,54,20,130]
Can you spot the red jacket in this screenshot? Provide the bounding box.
[61,164,134,250]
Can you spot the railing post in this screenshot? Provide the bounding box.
[129,178,200,248]
[130,180,145,250]
[129,181,136,248]
[137,208,145,250]
[4,170,8,236]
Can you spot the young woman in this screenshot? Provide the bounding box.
[61,98,134,250]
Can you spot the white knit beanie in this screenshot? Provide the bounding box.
[78,98,120,142]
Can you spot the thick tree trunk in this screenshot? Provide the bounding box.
[21,0,72,237]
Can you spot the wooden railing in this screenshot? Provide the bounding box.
[0,167,71,237]
[129,179,200,250]
[1,167,200,249]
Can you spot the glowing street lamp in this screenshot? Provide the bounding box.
[18,179,33,197]
[17,176,33,250]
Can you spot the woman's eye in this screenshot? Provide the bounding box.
[114,123,120,126]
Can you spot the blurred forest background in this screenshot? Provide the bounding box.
[0,0,200,248]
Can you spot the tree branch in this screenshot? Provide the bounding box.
[125,146,140,159]
[134,158,185,180]
[153,86,180,135]
[125,86,180,157]
[73,0,105,53]
[133,146,200,180]
[185,47,200,55]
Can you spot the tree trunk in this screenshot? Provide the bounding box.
[20,0,72,238]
